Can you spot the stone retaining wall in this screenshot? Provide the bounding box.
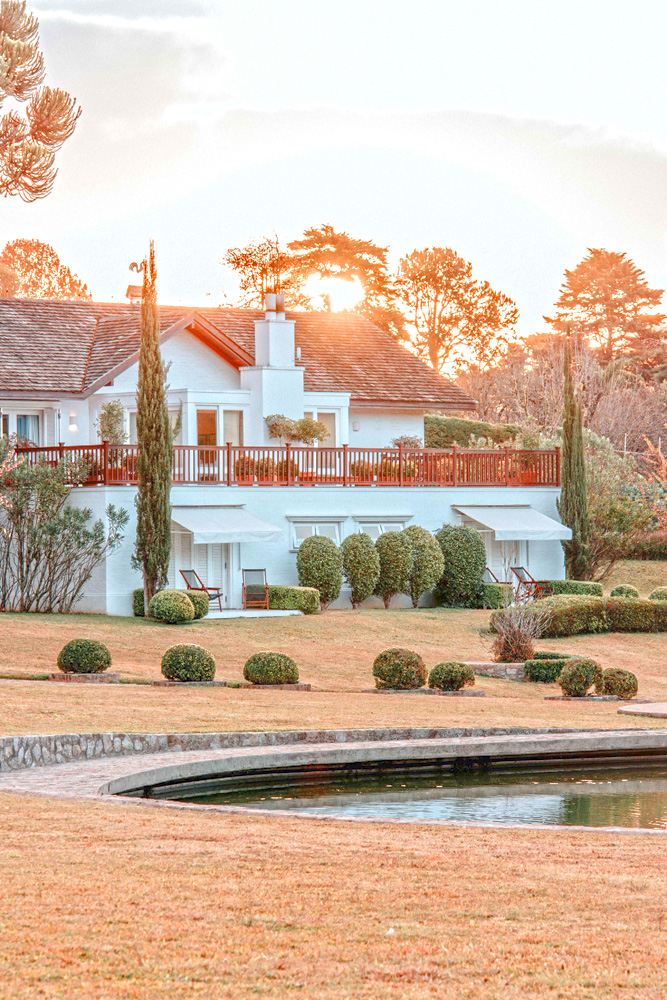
[468,662,526,681]
[0,726,576,772]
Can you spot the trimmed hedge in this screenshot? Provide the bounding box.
[372,648,426,690]
[533,650,576,660]
[548,580,603,597]
[607,597,667,632]
[148,589,195,624]
[531,596,667,637]
[478,582,513,609]
[402,525,444,607]
[161,644,216,682]
[649,587,667,601]
[424,415,520,448]
[57,638,111,674]
[434,524,486,607]
[243,652,299,685]
[268,585,320,614]
[559,657,603,697]
[374,531,413,608]
[609,584,640,599]
[602,667,638,700]
[186,590,209,620]
[428,661,475,691]
[133,588,145,617]
[524,658,570,683]
[296,535,343,609]
[340,533,380,607]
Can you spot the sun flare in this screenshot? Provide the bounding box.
[304,274,365,311]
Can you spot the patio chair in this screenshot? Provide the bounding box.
[511,566,553,601]
[180,569,224,611]
[242,568,269,610]
[484,567,501,584]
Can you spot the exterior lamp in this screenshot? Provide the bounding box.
[68,411,78,433]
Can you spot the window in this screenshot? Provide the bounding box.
[304,409,336,445]
[1,414,8,438]
[129,410,182,445]
[17,414,40,444]
[291,521,341,549]
[357,521,406,540]
[197,409,217,447]
[223,410,243,446]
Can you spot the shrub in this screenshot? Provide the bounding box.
[558,658,603,697]
[434,525,486,607]
[602,667,638,700]
[57,638,111,674]
[428,661,475,691]
[535,596,609,638]
[478,582,513,609]
[649,587,667,601]
[268,585,320,614]
[234,454,256,478]
[161,644,215,682]
[374,531,413,608]
[424,415,520,448]
[243,652,299,685]
[490,602,552,662]
[609,584,640,599]
[133,588,145,617]
[296,535,343,609]
[623,530,667,560]
[340,533,380,608]
[533,650,576,660]
[548,580,603,597]
[523,658,570,683]
[186,590,209,620]
[606,597,667,633]
[402,525,444,607]
[372,648,426,689]
[148,589,195,624]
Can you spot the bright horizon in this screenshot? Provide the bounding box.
[4,0,667,335]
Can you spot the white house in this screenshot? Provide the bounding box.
[0,294,570,615]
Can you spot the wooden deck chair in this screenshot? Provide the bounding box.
[511,566,553,600]
[242,568,269,610]
[180,569,224,611]
[484,567,501,584]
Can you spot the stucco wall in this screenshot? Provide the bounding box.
[349,408,426,448]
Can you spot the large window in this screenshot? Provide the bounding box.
[129,409,182,445]
[290,521,342,549]
[356,521,406,540]
[304,410,336,445]
[223,410,243,446]
[17,414,40,445]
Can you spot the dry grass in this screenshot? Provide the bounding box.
[1,794,666,999]
[605,559,667,597]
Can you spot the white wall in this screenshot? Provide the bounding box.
[348,408,426,448]
[113,329,241,393]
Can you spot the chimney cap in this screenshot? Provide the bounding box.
[264,292,277,312]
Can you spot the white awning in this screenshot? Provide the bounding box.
[454,506,572,541]
[171,506,283,544]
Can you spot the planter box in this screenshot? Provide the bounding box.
[364,688,485,697]
[48,672,120,684]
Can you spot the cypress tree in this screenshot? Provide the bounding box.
[558,335,590,579]
[131,241,172,613]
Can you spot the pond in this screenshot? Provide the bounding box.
[150,763,667,829]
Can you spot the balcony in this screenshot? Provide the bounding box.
[15,443,561,488]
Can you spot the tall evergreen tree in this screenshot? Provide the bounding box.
[558,335,590,579]
[131,242,172,613]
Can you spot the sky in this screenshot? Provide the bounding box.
[4,0,667,332]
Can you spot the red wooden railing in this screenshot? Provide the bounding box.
[15,442,560,487]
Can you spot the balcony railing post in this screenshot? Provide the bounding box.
[226,442,232,486]
[451,443,457,486]
[102,439,109,485]
[286,442,292,485]
[398,443,404,486]
[504,446,510,486]
[556,446,561,487]
[342,443,349,486]
[58,441,65,465]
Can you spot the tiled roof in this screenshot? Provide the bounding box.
[0,298,476,409]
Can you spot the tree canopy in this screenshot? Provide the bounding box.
[0,0,80,201]
[545,248,666,366]
[0,238,90,299]
[222,235,308,309]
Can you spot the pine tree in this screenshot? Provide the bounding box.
[131,242,172,613]
[558,335,590,579]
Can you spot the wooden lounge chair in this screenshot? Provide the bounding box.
[484,567,501,584]
[180,569,224,611]
[242,568,269,610]
[511,566,553,600]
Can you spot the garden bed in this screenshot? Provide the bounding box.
[48,672,121,684]
[151,680,312,690]
[364,688,485,697]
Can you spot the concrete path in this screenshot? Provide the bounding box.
[619,703,667,719]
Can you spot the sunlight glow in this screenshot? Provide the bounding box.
[304,274,365,311]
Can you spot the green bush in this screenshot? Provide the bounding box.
[602,667,638,700]
[372,648,426,689]
[161,644,216,682]
[424,415,520,448]
[296,535,343,609]
[607,597,667,632]
[148,589,195,624]
[340,533,380,607]
[243,652,299,685]
[186,590,209,620]
[268,585,320,614]
[609,584,640,599]
[478,582,513,609]
[401,525,445,607]
[548,580,603,597]
[535,596,609,638]
[374,531,413,607]
[623,530,667,560]
[649,587,667,601]
[523,658,570,683]
[57,638,111,674]
[533,650,576,660]
[133,588,145,617]
[428,661,475,691]
[558,658,603,697]
[434,524,486,607]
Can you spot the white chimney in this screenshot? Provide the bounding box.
[254,291,296,367]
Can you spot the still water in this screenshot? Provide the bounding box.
[168,764,667,829]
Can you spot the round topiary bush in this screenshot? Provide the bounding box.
[523,658,570,683]
[340,532,380,608]
[402,525,445,608]
[434,524,486,607]
[428,661,474,691]
[57,638,111,674]
[372,648,426,689]
[243,652,299,685]
[558,657,603,697]
[602,667,638,700]
[296,535,343,609]
[374,531,413,608]
[185,590,209,620]
[649,587,667,602]
[161,644,216,682]
[609,584,640,599]
[148,589,195,624]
